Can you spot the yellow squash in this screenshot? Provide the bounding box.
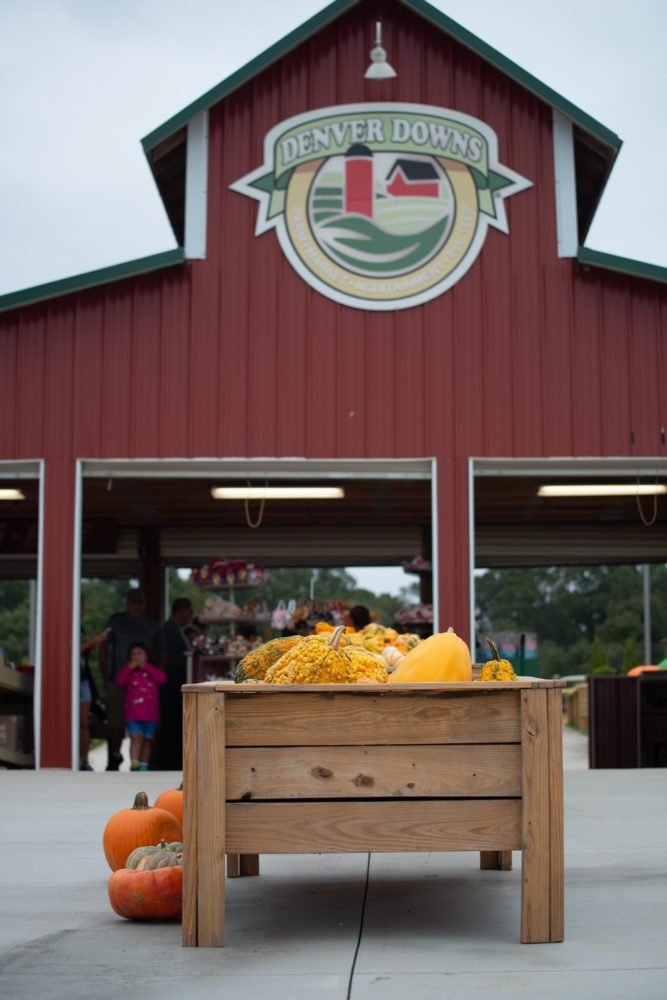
[479,638,516,681]
[387,627,472,684]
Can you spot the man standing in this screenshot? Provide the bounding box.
[99,588,165,771]
[154,597,193,770]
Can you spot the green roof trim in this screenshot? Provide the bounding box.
[577,247,667,285]
[141,0,622,155]
[0,247,186,314]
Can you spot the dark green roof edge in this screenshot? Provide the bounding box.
[577,246,667,285]
[0,247,186,314]
[141,0,622,155]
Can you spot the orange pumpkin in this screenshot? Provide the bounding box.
[108,865,183,920]
[154,784,183,828]
[103,791,182,872]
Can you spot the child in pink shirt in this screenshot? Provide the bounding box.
[114,642,167,771]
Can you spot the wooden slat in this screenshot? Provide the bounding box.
[182,693,198,947]
[520,689,551,944]
[547,687,565,942]
[480,850,513,870]
[224,692,521,746]
[196,691,227,946]
[226,854,240,878]
[225,800,521,853]
[226,744,521,799]
[210,680,560,692]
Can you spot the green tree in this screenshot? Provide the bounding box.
[0,581,31,665]
[588,635,615,676]
[623,636,637,674]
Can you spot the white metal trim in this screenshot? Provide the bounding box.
[474,456,667,477]
[552,110,578,258]
[0,459,42,768]
[185,111,208,260]
[468,458,476,654]
[34,460,45,769]
[430,458,439,633]
[0,460,42,477]
[71,460,83,771]
[80,457,433,480]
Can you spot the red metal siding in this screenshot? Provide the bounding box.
[0,0,666,764]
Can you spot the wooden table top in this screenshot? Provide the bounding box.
[183,678,567,694]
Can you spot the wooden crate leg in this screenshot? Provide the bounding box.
[521,688,563,943]
[480,850,512,870]
[196,690,227,946]
[240,854,260,877]
[227,854,240,878]
[547,688,564,942]
[182,692,198,946]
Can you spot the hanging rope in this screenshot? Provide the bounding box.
[244,480,267,529]
[635,479,658,528]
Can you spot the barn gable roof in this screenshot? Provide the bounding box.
[386,160,441,182]
[143,0,622,247]
[2,0,666,315]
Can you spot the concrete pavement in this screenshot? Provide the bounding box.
[1,725,666,999]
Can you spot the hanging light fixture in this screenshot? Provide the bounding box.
[537,484,666,497]
[364,21,397,80]
[211,486,345,500]
[0,488,25,500]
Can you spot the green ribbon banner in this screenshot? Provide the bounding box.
[251,110,512,220]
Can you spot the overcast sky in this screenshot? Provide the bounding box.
[1,0,665,597]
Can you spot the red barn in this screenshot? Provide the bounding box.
[1,0,666,768]
[386,159,440,198]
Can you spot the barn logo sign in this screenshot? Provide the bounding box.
[231,103,531,311]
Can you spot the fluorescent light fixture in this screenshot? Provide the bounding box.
[0,488,25,500]
[211,486,345,500]
[538,484,667,497]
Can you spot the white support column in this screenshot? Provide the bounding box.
[34,461,45,769]
[430,458,439,634]
[643,564,652,665]
[185,111,209,259]
[468,458,476,657]
[552,110,578,258]
[71,460,83,770]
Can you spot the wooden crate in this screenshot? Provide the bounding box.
[565,683,588,733]
[182,680,564,947]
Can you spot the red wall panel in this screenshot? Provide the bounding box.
[14,308,46,457]
[0,317,18,458]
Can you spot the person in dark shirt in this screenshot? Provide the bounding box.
[154,597,193,771]
[348,605,372,630]
[99,588,165,771]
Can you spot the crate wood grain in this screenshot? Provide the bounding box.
[224,691,521,746]
[226,744,522,799]
[225,799,521,853]
[182,682,565,947]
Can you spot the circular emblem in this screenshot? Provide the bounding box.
[231,104,531,311]
[285,149,479,304]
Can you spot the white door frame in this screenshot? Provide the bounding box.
[72,456,438,768]
[0,459,44,769]
[469,455,667,655]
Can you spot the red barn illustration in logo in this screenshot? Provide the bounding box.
[344,144,374,218]
[386,159,440,198]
